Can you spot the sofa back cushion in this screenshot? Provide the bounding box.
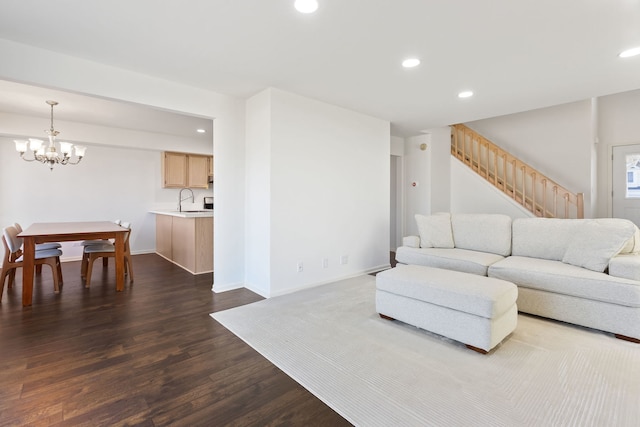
[512,217,639,264]
[415,213,454,249]
[512,218,585,261]
[619,221,640,254]
[561,218,637,272]
[451,213,512,256]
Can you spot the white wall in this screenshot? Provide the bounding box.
[244,90,272,296]
[0,114,213,262]
[0,38,246,289]
[424,127,452,213]
[0,137,191,260]
[597,89,640,217]
[390,136,404,250]
[245,88,391,297]
[403,135,430,236]
[450,157,533,219]
[465,100,594,217]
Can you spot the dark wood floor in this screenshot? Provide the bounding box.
[0,254,352,426]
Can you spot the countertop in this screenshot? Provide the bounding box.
[150,209,214,218]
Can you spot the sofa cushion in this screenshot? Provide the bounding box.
[488,256,640,308]
[395,246,504,276]
[415,213,454,249]
[512,218,586,261]
[617,220,640,254]
[562,219,636,272]
[609,254,640,281]
[376,264,517,318]
[451,213,512,256]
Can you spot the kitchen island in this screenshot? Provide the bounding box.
[150,210,213,274]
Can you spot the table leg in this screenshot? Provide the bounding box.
[22,237,36,307]
[114,233,125,292]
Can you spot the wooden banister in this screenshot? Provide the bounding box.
[451,123,584,219]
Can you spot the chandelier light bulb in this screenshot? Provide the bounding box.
[59,141,73,156]
[29,138,44,152]
[74,145,87,157]
[14,139,28,153]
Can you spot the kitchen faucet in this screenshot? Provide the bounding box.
[178,188,194,212]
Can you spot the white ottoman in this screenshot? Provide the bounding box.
[376,264,518,353]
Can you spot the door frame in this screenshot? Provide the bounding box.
[610,142,640,218]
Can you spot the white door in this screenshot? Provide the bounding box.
[612,144,640,226]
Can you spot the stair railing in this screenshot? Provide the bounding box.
[451,123,584,219]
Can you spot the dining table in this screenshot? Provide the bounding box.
[17,221,128,307]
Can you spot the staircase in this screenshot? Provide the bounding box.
[451,124,584,219]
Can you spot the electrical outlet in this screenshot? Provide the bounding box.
[297,262,303,273]
[322,258,329,268]
[340,255,348,265]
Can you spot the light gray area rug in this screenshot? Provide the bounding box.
[211,275,640,426]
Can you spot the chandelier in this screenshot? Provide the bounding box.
[14,100,86,170]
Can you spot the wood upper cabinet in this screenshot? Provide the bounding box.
[162,152,188,188]
[162,152,211,189]
[208,156,214,179]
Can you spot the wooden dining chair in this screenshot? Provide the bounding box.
[80,219,122,268]
[1,225,64,302]
[14,222,63,275]
[14,223,62,251]
[80,219,122,248]
[81,223,134,288]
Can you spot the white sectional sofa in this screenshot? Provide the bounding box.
[395,213,640,342]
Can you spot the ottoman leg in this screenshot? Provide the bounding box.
[465,344,488,354]
[379,313,395,321]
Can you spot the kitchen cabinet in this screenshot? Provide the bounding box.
[155,214,173,260]
[208,156,214,179]
[154,213,213,274]
[162,151,212,189]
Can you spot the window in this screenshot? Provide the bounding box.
[625,154,640,198]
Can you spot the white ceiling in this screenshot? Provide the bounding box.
[1,0,640,137]
[0,80,214,140]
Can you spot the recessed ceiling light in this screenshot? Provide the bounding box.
[458,91,474,99]
[295,0,318,14]
[619,46,640,58]
[197,129,206,133]
[402,58,420,68]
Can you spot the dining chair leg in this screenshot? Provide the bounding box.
[45,258,61,294]
[8,268,17,288]
[56,256,63,285]
[0,267,8,301]
[126,256,134,283]
[103,257,109,267]
[85,254,97,288]
[36,264,43,275]
[81,253,89,279]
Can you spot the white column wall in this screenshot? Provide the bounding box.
[0,39,245,289]
[243,90,272,296]
[403,135,431,237]
[266,89,390,297]
[390,136,404,249]
[424,127,452,213]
